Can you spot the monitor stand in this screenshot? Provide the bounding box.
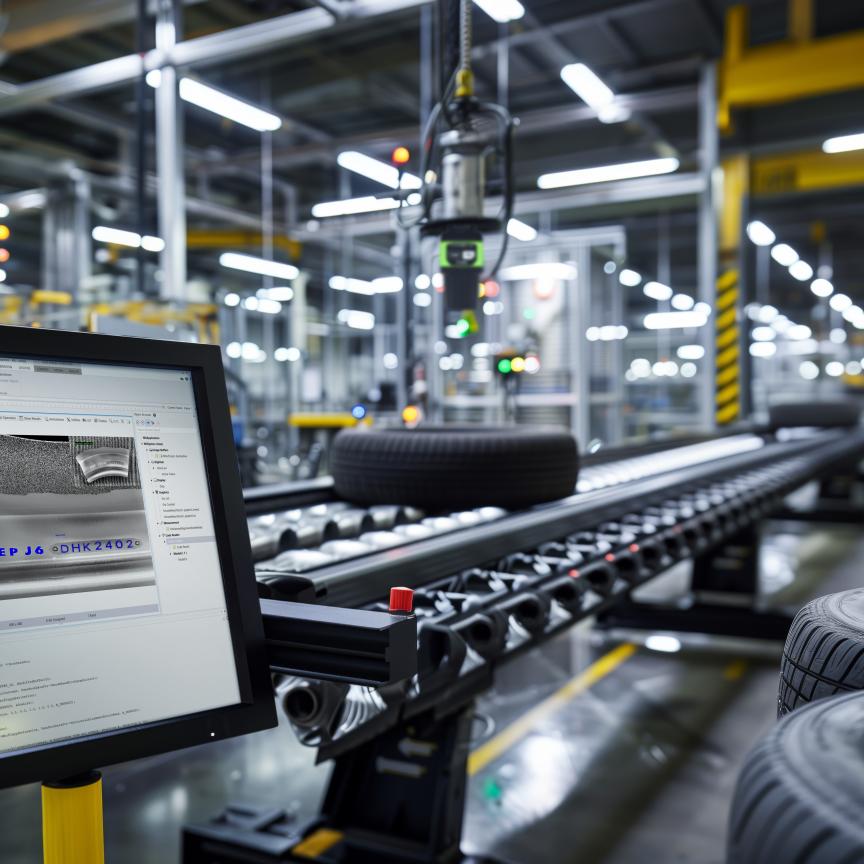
[42,771,105,864]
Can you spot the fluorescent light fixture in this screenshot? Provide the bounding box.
[0,204,8,218]
[538,157,679,190]
[311,196,400,218]
[749,342,776,358]
[799,360,819,380]
[746,220,775,246]
[224,292,240,307]
[598,324,628,340]
[275,346,301,362]
[414,274,431,290]
[643,310,708,330]
[671,293,695,311]
[752,326,776,341]
[652,360,679,377]
[337,309,375,330]
[788,260,813,281]
[12,191,47,211]
[92,226,164,252]
[220,252,299,280]
[256,298,283,315]
[507,218,538,242]
[414,292,432,308]
[500,262,577,281]
[560,63,614,111]
[826,361,845,377]
[677,344,704,360]
[830,293,852,312]
[643,281,672,301]
[830,328,847,344]
[243,296,258,311]
[619,269,642,287]
[770,243,798,266]
[0,269,6,283]
[177,78,281,131]
[558,63,630,123]
[258,286,294,302]
[145,69,162,88]
[336,151,421,190]
[472,0,525,23]
[848,360,864,375]
[843,304,863,323]
[758,304,779,323]
[226,341,241,359]
[645,635,681,653]
[810,278,834,298]
[372,276,404,293]
[822,132,864,154]
[694,301,712,317]
[329,276,374,295]
[92,226,140,247]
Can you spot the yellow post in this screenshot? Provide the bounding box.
[788,0,813,42]
[42,772,105,864]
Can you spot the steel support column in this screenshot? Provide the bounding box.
[155,0,187,301]
[697,62,718,431]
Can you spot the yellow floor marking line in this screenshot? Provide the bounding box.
[467,642,638,776]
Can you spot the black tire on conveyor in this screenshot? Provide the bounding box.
[727,691,864,864]
[779,588,864,717]
[331,425,578,510]
[768,399,860,430]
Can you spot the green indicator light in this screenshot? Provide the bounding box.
[497,358,512,374]
[456,317,471,337]
[482,777,503,801]
[523,307,536,320]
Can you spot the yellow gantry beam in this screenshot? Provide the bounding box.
[752,148,864,196]
[187,230,302,260]
[719,1,864,133]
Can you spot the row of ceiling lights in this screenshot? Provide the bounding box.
[611,262,712,331]
[745,220,864,330]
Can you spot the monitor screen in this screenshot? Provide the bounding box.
[0,355,242,757]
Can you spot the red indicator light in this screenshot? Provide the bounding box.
[604,553,616,563]
[568,568,580,579]
[628,543,640,553]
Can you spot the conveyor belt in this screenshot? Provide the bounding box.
[249,434,765,604]
[245,427,864,756]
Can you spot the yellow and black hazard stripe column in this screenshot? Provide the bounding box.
[715,269,740,425]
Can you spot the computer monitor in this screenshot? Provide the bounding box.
[0,326,276,788]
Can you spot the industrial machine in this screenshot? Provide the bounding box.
[401,0,514,326]
[184,420,864,863]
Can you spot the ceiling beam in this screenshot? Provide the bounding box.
[0,0,206,54]
[0,0,433,118]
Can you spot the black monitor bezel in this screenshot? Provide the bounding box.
[0,325,276,789]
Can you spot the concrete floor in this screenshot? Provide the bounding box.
[0,519,861,864]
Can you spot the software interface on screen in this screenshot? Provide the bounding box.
[0,356,241,756]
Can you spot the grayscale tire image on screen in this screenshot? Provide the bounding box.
[0,434,156,603]
[75,447,132,484]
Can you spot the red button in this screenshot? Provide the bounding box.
[389,586,414,613]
